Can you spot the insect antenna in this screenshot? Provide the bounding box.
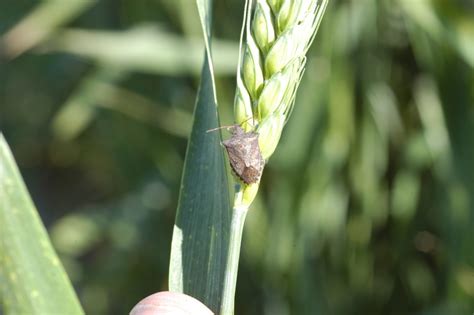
[206,116,254,133]
[206,125,236,133]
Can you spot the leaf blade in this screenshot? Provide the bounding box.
[168,0,231,313]
[0,134,84,315]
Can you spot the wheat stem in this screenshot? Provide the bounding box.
[221,186,248,315]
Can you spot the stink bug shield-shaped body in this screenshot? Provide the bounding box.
[222,126,264,185]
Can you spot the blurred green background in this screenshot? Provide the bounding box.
[1,0,473,314]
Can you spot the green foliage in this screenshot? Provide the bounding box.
[169,0,231,313]
[0,135,84,315]
[1,0,473,314]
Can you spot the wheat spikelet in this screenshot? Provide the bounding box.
[234,0,328,162]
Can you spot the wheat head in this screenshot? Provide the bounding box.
[235,0,328,159]
[231,0,328,207]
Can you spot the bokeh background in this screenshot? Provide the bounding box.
[1,0,473,314]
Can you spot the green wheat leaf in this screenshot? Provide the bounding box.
[168,0,231,313]
[0,134,84,315]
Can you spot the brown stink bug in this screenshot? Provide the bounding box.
[208,125,265,184]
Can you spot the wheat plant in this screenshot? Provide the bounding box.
[222,0,329,313]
